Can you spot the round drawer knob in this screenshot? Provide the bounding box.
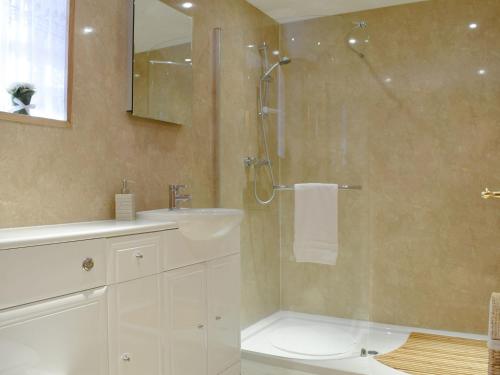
[82,258,94,272]
[121,353,131,362]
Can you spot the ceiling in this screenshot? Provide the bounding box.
[245,0,428,23]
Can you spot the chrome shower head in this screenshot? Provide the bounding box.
[261,57,291,80]
[347,21,369,58]
[279,56,291,65]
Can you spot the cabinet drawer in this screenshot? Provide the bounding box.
[0,239,106,310]
[107,233,162,283]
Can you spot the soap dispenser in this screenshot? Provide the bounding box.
[115,179,136,221]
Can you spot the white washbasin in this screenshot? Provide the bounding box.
[137,208,244,241]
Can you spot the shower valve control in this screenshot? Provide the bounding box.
[244,157,257,167]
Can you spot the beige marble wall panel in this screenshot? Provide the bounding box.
[280,0,500,333]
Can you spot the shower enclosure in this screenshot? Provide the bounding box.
[216,10,372,371]
[215,0,500,374]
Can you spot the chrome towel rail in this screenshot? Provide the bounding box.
[274,184,362,191]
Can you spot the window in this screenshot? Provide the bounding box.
[0,0,72,124]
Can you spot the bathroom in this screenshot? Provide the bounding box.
[0,0,499,374]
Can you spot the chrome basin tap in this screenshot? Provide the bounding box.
[169,184,192,210]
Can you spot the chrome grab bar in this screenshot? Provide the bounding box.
[481,188,500,200]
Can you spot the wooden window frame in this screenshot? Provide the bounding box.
[0,0,75,128]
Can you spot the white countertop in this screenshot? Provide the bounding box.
[0,219,178,250]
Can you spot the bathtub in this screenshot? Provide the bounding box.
[241,311,486,375]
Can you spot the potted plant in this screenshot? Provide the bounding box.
[7,83,36,115]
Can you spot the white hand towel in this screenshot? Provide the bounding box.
[293,183,339,265]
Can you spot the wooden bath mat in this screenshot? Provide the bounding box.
[376,332,489,375]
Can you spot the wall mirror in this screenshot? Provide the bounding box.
[0,0,73,127]
[132,0,193,126]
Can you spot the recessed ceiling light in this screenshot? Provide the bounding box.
[317,41,321,46]
[247,44,255,48]
[349,38,357,45]
[469,23,478,29]
[185,58,192,62]
[478,69,486,75]
[272,50,280,56]
[83,26,94,34]
[182,2,193,9]
[385,77,392,83]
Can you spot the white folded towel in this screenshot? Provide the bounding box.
[293,183,339,265]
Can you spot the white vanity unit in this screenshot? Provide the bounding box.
[0,209,243,375]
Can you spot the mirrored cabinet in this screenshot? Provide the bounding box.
[130,0,193,126]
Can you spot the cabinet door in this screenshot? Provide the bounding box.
[0,287,107,375]
[163,264,207,375]
[207,254,241,374]
[108,275,162,375]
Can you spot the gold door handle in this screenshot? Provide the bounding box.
[481,188,500,200]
